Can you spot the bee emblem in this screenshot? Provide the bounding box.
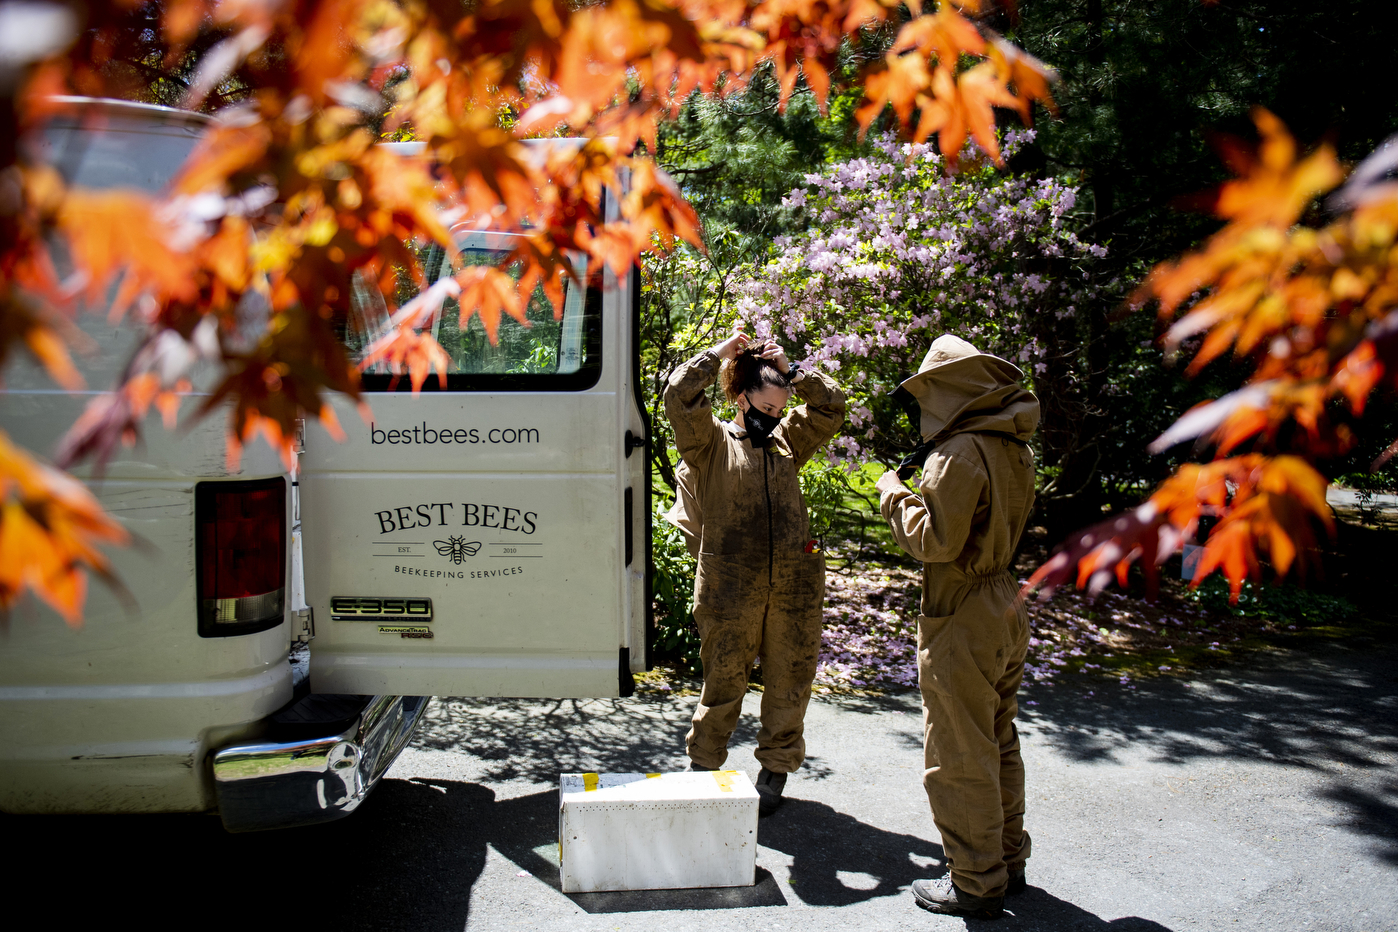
[433,537,482,565]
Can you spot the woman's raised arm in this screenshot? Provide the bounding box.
[664,330,749,463]
[783,364,846,468]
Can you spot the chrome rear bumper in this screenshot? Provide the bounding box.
[212,694,429,832]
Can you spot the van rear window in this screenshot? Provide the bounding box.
[345,232,602,392]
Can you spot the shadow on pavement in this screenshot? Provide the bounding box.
[559,868,787,913]
[995,886,1174,930]
[3,775,796,930]
[414,695,708,781]
[412,690,916,786]
[1320,777,1398,866]
[3,769,1174,929]
[1017,636,1398,864]
[1,778,498,932]
[757,798,1174,929]
[1018,639,1398,769]
[760,797,944,905]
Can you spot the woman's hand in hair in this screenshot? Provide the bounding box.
[714,329,750,360]
[757,341,791,374]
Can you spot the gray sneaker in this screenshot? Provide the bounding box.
[911,876,1004,920]
[754,767,787,816]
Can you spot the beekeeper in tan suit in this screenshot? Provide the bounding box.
[664,329,845,815]
[875,334,1039,920]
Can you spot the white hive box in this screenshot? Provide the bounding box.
[558,770,759,893]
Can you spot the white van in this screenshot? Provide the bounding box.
[0,99,650,831]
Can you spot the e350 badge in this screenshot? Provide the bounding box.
[331,596,434,638]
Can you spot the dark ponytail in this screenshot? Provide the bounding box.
[721,348,791,403]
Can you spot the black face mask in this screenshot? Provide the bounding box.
[742,398,782,447]
[890,383,932,479]
[890,384,921,435]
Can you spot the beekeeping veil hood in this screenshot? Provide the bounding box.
[894,335,1039,443]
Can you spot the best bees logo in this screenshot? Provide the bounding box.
[433,536,482,565]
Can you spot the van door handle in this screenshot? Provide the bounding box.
[624,487,634,566]
[624,430,646,457]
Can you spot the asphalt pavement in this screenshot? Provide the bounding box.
[5,635,1395,931]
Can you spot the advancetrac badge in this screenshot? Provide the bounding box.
[330,596,433,623]
[378,624,433,639]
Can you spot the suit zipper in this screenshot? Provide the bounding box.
[763,447,773,585]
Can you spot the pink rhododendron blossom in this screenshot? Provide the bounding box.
[735,132,1109,464]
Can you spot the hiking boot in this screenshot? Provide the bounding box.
[911,877,1004,920]
[1006,865,1026,896]
[754,767,787,817]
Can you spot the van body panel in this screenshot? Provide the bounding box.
[301,254,648,697]
[302,446,623,693]
[0,476,289,684]
[0,686,286,814]
[26,97,210,194]
[0,467,292,813]
[0,385,274,479]
[2,741,210,814]
[0,98,300,816]
[1,361,292,815]
[623,267,650,673]
[312,650,620,698]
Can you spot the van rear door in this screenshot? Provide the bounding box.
[299,214,649,698]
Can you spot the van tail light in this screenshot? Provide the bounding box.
[196,477,286,637]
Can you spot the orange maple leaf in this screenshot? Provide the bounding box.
[1211,110,1343,229]
[1027,455,1332,603]
[58,190,198,314]
[456,264,530,345]
[0,429,128,625]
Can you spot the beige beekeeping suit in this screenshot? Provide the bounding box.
[663,350,845,773]
[878,334,1040,899]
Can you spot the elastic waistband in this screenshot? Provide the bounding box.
[963,568,1015,587]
